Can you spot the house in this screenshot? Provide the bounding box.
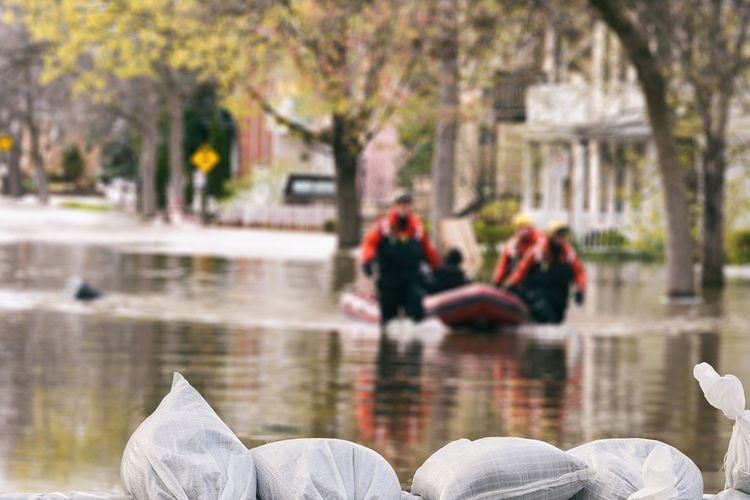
[521,22,657,239]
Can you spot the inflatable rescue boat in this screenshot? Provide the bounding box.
[339,283,528,328]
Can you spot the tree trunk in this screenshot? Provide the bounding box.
[27,117,48,205]
[139,92,159,218]
[167,90,185,221]
[590,0,695,297]
[23,66,48,205]
[6,121,22,198]
[332,114,362,249]
[647,102,695,297]
[430,0,460,243]
[701,138,725,288]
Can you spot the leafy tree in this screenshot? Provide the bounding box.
[671,1,750,288]
[588,0,696,297]
[226,0,427,248]
[13,0,237,218]
[61,145,85,182]
[100,138,138,183]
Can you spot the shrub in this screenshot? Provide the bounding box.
[727,230,750,264]
[474,220,514,247]
[62,145,86,182]
[476,198,520,226]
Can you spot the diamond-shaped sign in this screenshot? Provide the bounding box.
[0,134,13,152]
[191,143,220,173]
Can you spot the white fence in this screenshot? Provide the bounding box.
[218,202,336,230]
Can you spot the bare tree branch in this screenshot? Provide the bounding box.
[245,84,331,144]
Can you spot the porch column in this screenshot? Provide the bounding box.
[541,142,552,215]
[572,139,586,234]
[522,140,533,212]
[588,139,601,220]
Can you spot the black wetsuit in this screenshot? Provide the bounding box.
[521,243,574,324]
[376,234,427,324]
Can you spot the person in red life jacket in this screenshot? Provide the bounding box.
[361,190,441,325]
[492,213,542,287]
[505,220,586,324]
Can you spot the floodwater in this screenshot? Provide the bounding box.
[0,240,747,494]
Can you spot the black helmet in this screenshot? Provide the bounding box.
[444,248,463,266]
[391,189,413,205]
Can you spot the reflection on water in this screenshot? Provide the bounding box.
[0,242,746,493]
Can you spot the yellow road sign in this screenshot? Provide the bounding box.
[191,143,220,173]
[0,134,13,152]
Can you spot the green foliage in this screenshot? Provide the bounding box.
[397,120,433,188]
[476,198,520,226]
[157,112,170,210]
[473,220,514,248]
[61,145,85,182]
[726,230,750,264]
[58,200,109,212]
[222,173,253,202]
[626,207,666,257]
[100,139,138,182]
[184,85,235,203]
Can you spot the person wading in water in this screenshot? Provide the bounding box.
[360,190,440,326]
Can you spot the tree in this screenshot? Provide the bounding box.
[232,0,425,248]
[670,1,750,288]
[61,145,85,182]
[0,15,60,203]
[430,0,460,242]
[13,0,234,218]
[588,0,696,297]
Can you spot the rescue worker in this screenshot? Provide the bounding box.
[505,220,586,324]
[361,190,441,325]
[492,213,542,287]
[427,247,469,294]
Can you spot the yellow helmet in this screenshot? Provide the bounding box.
[512,213,533,229]
[547,220,570,236]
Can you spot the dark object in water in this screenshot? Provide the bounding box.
[76,281,103,301]
[66,277,103,301]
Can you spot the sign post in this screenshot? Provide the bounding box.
[190,143,220,224]
[0,134,13,195]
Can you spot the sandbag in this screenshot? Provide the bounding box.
[627,445,679,500]
[694,362,750,494]
[410,437,591,500]
[567,438,703,500]
[0,494,130,500]
[120,372,256,500]
[710,491,750,500]
[251,438,401,500]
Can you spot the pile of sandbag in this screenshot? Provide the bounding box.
[8,367,745,500]
[694,363,750,500]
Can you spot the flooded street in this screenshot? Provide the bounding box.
[0,223,747,493]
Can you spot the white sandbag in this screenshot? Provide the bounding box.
[711,490,750,500]
[627,445,678,500]
[694,362,750,493]
[120,372,256,500]
[251,438,401,500]
[402,492,425,500]
[0,494,130,500]
[707,490,750,500]
[410,437,591,500]
[567,438,703,500]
